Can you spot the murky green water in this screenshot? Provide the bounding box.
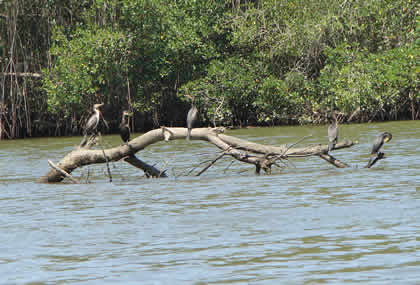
[0,121,419,284]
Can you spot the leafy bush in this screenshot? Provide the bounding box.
[318,42,419,120]
[43,27,132,116]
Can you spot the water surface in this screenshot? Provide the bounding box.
[0,121,419,284]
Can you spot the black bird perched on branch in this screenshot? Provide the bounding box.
[327,110,339,152]
[186,95,198,140]
[79,103,104,147]
[119,110,131,144]
[366,132,392,168]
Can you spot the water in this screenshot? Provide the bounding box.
[0,121,419,284]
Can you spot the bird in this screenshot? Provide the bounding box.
[366,132,392,168]
[119,110,130,144]
[79,103,104,147]
[186,96,198,140]
[327,110,339,152]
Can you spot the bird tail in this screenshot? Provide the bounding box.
[187,128,192,141]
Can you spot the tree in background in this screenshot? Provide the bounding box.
[0,0,418,138]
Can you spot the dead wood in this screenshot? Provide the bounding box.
[38,127,356,183]
[319,153,350,168]
[196,152,226,176]
[47,160,81,184]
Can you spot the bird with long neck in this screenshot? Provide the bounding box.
[79,103,104,147]
[119,110,131,144]
[186,95,198,141]
[327,110,339,152]
[366,132,392,168]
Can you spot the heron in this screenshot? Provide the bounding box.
[366,132,392,168]
[327,110,339,152]
[79,103,104,147]
[119,110,131,144]
[186,96,198,140]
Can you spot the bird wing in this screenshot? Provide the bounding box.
[84,114,98,134]
[187,106,198,128]
[328,124,338,142]
[371,135,384,154]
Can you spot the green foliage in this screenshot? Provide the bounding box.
[255,72,310,125]
[179,56,263,126]
[3,0,418,138]
[318,42,419,119]
[43,27,132,116]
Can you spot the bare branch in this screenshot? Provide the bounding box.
[1,72,42,78]
[38,127,357,183]
[197,152,226,176]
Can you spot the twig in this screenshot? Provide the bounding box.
[101,145,112,182]
[282,135,313,155]
[159,160,169,177]
[47,160,81,184]
[223,160,235,173]
[196,152,226,176]
[85,168,90,184]
[265,135,313,167]
[186,159,213,176]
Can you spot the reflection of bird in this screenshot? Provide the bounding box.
[119,110,130,144]
[366,132,392,168]
[186,96,198,140]
[80,103,104,147]
[327,110,338,152]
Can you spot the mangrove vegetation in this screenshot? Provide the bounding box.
[0,0,418,139]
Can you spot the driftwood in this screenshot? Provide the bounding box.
[38,127,356,183]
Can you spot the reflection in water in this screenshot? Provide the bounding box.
[0,121,419,284]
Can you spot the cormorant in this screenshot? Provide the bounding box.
[119,110,130,144]
[186,96,198,140]
[327,110,339,152]
[366,132,392,168]
[79,103,104,147]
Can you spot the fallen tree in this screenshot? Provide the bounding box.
[38,127,356,183]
